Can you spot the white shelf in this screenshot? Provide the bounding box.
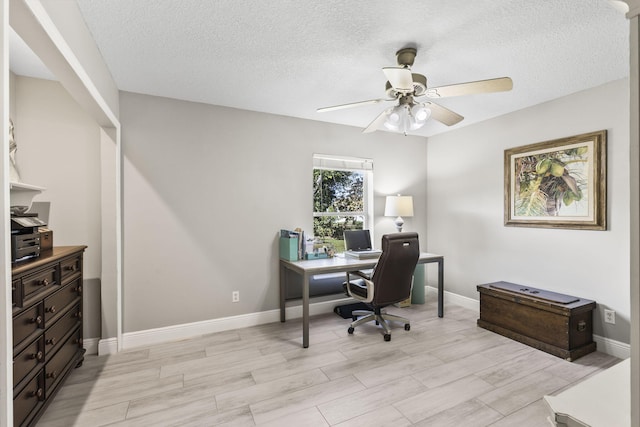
[9,181,46,192]
[9,181,45,208]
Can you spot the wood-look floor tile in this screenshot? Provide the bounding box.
[318,376,426,425]
[108,398,221,427]
[216,368,329,412]
[478,370,569,416]
[36,302,620,426]
[353,351,443,388]
[255,407,329,426]
[249,375,365,425]
[162,350,285,381]
[125,381,218,419]
[488,398,553,427]
[37,401,129,427]
[428,331,511,362]
[476,349,558,388]
[250,351,346,384]
[333,405,412,427]
[183,366,256,393]
[394,375,495,423]
[412,352,499,389]
[320,347,411,381]
[411,398,502,427]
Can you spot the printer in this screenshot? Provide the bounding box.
[11,206,47,263]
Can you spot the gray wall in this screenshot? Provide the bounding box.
[426,78,630,343]
[120,91,428,333]
[12,76,102,340]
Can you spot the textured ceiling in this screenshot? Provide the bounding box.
[12,1,631,137]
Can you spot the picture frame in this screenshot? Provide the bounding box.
[504,130,607,230]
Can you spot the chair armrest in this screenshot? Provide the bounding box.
[344,270,375,303]
[346,270,371,280]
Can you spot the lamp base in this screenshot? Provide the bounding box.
[394,216,404,232]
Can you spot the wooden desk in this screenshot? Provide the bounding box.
[280,252,444,348]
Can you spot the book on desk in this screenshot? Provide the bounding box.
[344,249,382,259]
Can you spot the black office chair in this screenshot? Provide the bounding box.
[343,232,420,341]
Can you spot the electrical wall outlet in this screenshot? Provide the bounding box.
[604,309,616,324]
[232,291,240,303]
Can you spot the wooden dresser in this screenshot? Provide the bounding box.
[12,246,87,427]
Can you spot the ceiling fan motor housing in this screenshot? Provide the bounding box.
[385,73,427,97]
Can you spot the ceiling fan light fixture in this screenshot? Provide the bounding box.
[412,104,431,123]
[383,105,404,131]
[383,103,430,134]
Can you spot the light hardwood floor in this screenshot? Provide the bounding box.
[37,300,620,426]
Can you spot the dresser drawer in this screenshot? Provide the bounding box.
[14,336,45,389]
[14,371,44,427]
[13,303,44,349]
[45,327,82,394]
[60,254,82,283]
[43,279,82,325]
[45,304,82,357]
[22,266,57,302]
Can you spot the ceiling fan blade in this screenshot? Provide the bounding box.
[362,109,390,134]
[425,77,513,98]
[382,67,414,92]
[426,102,464,126]
[317,98,391,113]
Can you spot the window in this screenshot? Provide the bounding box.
[313,154,373,252]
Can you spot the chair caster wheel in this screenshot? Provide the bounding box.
[375,320,380,325]
[384,334,391,342]
[348,327,354,335]
[404,324,410,331]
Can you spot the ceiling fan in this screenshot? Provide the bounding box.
[317,47,513,135]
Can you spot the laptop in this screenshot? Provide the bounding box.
[343,230,381,259]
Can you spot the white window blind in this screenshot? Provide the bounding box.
[313,154,373,171]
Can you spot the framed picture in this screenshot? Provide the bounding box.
[504,130,607,230]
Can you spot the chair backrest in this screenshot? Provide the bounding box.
[370,232,420,307]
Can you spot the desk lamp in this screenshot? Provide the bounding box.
[384,194,414,232]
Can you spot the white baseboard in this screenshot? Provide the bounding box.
[98,337,118,355]
[97,287,630,360]
[426,285,479,313]
[97,296,354,354]
[83,337,99,355]
[593,334,631,359]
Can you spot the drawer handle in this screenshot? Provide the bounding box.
[74,285,83,294]
[74,311,83,319]
[65,265,77,272]
[46,337,57,346]
[30,351,44,361]
[47,371,57,379]
[30,316,43,325]
[578,320,586,332]
[39,278,50,286]
[29,388,44,399]
[46,305,56,314]
[74,338,83,346]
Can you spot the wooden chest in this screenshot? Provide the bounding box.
[477,281,596,361]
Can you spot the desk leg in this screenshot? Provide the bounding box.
[279,263,286,322]
[302,272,310,348]
[438,259,444,318]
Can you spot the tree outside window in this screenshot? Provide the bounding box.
[313,167,367,252]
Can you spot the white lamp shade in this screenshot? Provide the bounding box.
[384,195,414,217]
